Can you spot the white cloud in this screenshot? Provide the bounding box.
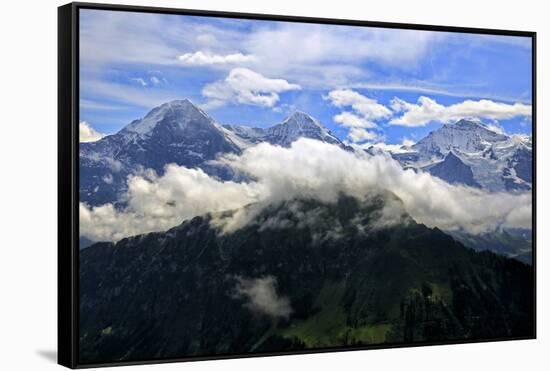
[80,99,127,111]
[81,79,180,108]
[216,140,531,234]
[79,164,263,242]
[350,137,415,154]
[80,10,531,105]
[333,112,377,129]
[353,82,531,104]
[150,76,161,85]
[390,96,532,127]
[326,89,391,142]
[245,24,443,87]
[102,174,114,184]
[348,128,384,143]
[202,68,301,108]
[327,89,392,122]
[485,123,506,135]
[79,121,105,143]
[80,10,444,92]
[80,10,181,68]
[80,10,250,69]
[80,139,531,242]
[178,51,256,66]
[233,276,292,319]
[130,77,148,87]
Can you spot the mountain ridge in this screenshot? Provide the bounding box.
[80,100,348,206]
[392,119,532,192]
[79,193,534,363]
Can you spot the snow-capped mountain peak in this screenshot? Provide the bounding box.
[412,119,508,155]
[122,99,214,137]
[265,111,343,147]
[392,118,532,192]
[221,111,347,149]
[282,111,322,128]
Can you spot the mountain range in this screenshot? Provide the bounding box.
[390,119,532,192]
[78,100,534,363]
[80,99,533,259]
[81,100,532,209]
[79,193,533,363]
[80,100,347,207]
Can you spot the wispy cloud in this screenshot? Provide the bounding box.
[80,9,445,90]
[81,79,182,108]
[130,77,148,87]
[390,96,532,127]
[353,82,532,104]
[233,276,292,319]
[149,76,161,85]
[80,99,128,111]
[178,51,256,66]
[79,8,533,140]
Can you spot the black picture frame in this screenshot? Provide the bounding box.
[58,2,537,368]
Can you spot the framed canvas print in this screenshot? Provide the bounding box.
[58,2,536,368]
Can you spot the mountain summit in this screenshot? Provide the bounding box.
[393,119,532,192]
[222,111,347,149]
[264,111,343,147]
[412,119,508,155]
[80,99,240,206]
[122,99,214,137]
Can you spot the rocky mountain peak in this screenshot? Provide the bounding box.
[412,118,509,155]
[283,111,322,128]
[265,111,343,147]
[122,99,213,136]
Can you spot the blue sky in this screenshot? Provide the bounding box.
[79,9,533,146]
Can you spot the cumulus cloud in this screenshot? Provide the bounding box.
[80,164,264,242]
[79,121,105,143]
[217,140,531,234]
[80,139,531,242]
[325,89,391,143]
[178,51,256,66]
[347,128,384,143]
[202,68,301,108]
[333,112,378,129]
[390,96,532,127]
[327,89,392,123]
[233,276,292,319]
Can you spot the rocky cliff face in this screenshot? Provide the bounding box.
[424,151,481,188]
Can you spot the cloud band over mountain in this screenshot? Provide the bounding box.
[80,139,531,242]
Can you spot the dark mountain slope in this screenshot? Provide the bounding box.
[426,151,481,188]
[79,195,533,364]
[448,229,532,265]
